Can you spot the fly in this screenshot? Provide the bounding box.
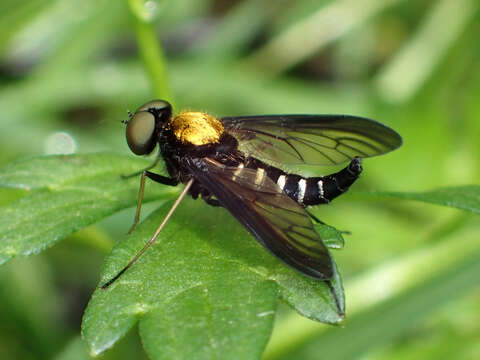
[101,100,402,289]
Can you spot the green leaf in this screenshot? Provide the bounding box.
[314,223,345,249]
[0,153,344,358]
[369,186,480,214]
[0,154,176,264]
[264,217,480,360]
[82,199,344,359]
[276,253,480,360]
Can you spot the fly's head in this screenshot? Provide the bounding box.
[125,100,172,156]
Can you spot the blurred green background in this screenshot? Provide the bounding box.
[1,0,479,359]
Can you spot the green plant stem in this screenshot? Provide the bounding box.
[127,0,175,105]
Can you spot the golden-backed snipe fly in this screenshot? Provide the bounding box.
[101,100,402,289]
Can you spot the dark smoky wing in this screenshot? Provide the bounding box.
[221,115,402,166]
[185,157,334,279]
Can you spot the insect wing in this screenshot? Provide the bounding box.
[185,157,334,279]
[222,115,402,166]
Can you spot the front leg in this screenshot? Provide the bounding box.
[201,192,222,207]
[144,171,179,186]
[305,209,326,225]
[203,196,222,207]
[127,170,179,234]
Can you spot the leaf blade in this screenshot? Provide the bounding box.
[0,154,176,264]
[83,199,344,358]
[363,186,480,214]
[277,254,480,360]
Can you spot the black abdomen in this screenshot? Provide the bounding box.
[301,158,362,206]
[252,157,362,207]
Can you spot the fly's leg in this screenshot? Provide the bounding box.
[305,209,326,225]
[101,179,194,289]
[202,194,222,207]
[128,170,179,234]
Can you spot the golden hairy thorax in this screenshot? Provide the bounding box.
[169,111,224,146]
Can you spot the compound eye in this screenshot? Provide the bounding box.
[126,111,156,155]
[136,100,171,113]
[135,99,172,124]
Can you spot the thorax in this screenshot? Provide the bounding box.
[169,111,224,146]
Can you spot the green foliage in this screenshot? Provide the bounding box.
[1,154,479,358]
[264,218,480,360]
[0,0,479,359]
[314,223,345,249]
[0,154,344,358]
[375,186,480,214]
[0,154,175,264]
[274,254,480,360]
